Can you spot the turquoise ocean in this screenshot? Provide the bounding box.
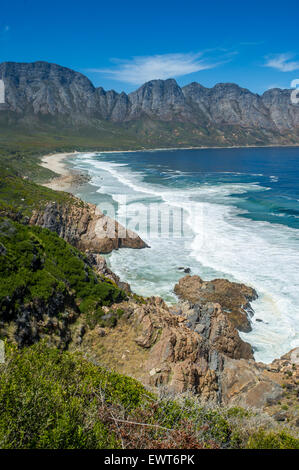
[68,147,299,363]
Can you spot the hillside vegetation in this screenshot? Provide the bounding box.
[0,218,126,347]
[1,342,298,449]
[0,143,299,449]
[0,217,298,449]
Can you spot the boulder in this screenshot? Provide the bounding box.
[174,275,257,332]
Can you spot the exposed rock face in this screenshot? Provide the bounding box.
[227,347,299,419]
[262,88,299,130]
[128,79,191,122]
[29,199,147,254]
[220,357,283,408]
[171,301,253,360]
[174,275,257,332]
[80,295,284,408]
[81,296,222,401]
[76,272,290,409]
[85,252,131,293]
[0,61,98,118]
[1,61,299,145]
[182,82,275,129]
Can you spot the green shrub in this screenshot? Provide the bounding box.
[0,342,298,449]
[247,430,299,449]
[84,307,106,329]
[0,342,151,448]
[0,219,126,330]
[0,168,74,216]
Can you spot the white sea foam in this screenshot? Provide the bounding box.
[71,152,299,363]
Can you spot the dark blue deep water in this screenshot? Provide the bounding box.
[98,146,299,229]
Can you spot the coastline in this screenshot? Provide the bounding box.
[40,152,91,192]
[39,147,299,363]
[97,143,299,153]
[39,143,299,189]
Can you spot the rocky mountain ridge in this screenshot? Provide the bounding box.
[1,61,299,146]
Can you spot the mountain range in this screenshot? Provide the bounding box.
[1,61,299,148]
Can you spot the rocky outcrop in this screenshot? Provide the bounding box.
[128,79,191,122]
[80,296,222,401]
[174,275,257,332]
[182,82,275,129]
[220,357,283,408]
[29,199,148,254]
[85,252,131,293]
[0,61,99,117]
[78,293,287,408]
[0,288,78,348]
[223,347,299,417]
[1,61,299,145]
[171,301,253,360]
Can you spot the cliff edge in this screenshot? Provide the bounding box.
[29,198,148,254]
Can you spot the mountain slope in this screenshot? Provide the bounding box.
[1,61,299,147]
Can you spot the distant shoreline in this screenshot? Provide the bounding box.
[40,152,90,192]
[94,143,299,153]
[39,143,299,191]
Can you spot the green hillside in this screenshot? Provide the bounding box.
[0,218,126,347]
[0,342,298,449]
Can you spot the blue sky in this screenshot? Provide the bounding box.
[0,0,299,94]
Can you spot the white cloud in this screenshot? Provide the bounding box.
[89,52,223,85]
[264,53,299,72]
[0,25,10,40]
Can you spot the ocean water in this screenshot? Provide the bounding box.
[69,147,299,363]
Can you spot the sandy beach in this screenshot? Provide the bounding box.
[40,152,90,192]
[40,152,77,176]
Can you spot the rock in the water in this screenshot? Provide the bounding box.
[174,275,257,332]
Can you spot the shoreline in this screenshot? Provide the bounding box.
[39,143,299,188]
[39,147,299,363]
[96,143,299,153]
[40,152,90,192]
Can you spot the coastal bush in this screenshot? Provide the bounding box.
[83,306,125,329]
[0,218,126,343]
[84,307,106,329]
[247,430,299,449]
[151,398,232,446]
[0,342,298,449]
[0,168,74,217]
[0,342,150,448]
